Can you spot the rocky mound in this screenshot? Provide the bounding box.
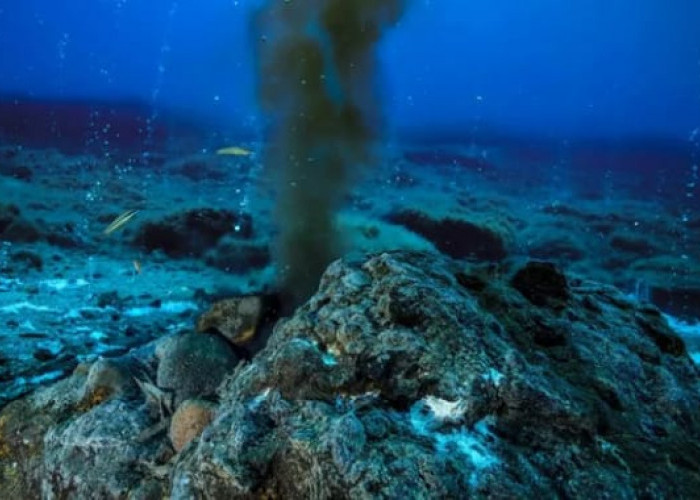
[1,251,698,498]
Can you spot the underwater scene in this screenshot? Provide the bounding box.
[1,0,700,497]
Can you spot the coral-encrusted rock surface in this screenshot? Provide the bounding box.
[2,251,700,498]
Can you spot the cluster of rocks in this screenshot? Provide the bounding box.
[0,201,273,408]
[0,282,201,408]
[0,251,698,498]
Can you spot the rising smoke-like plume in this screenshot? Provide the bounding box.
[253,0,407,307]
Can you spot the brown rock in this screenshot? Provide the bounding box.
[169,399,217,452]
[196,296,263,346]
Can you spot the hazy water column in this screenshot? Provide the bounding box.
[253,0,406,306]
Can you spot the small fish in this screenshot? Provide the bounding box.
[132,259,142,275]
[103,209,139,235]
[216,146,253,156]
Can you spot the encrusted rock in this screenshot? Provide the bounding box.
[42,399,154,498]
[156,333,238,406]
[175,251,700,498]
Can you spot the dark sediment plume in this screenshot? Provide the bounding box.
[253,0,407,308]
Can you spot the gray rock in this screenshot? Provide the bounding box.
[0,342,165,499]
[82,357,140,402]
[156,333,238,407]
[41,399,156,499]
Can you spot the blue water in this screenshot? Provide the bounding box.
[1,0,698,139]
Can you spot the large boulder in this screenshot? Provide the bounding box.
[173,251,700,498]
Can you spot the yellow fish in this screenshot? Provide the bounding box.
[103,209,139,235]
[216,146,253,156]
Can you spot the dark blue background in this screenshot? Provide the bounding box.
[1,0,698,139]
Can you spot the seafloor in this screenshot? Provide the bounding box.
[1,134,700,407]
